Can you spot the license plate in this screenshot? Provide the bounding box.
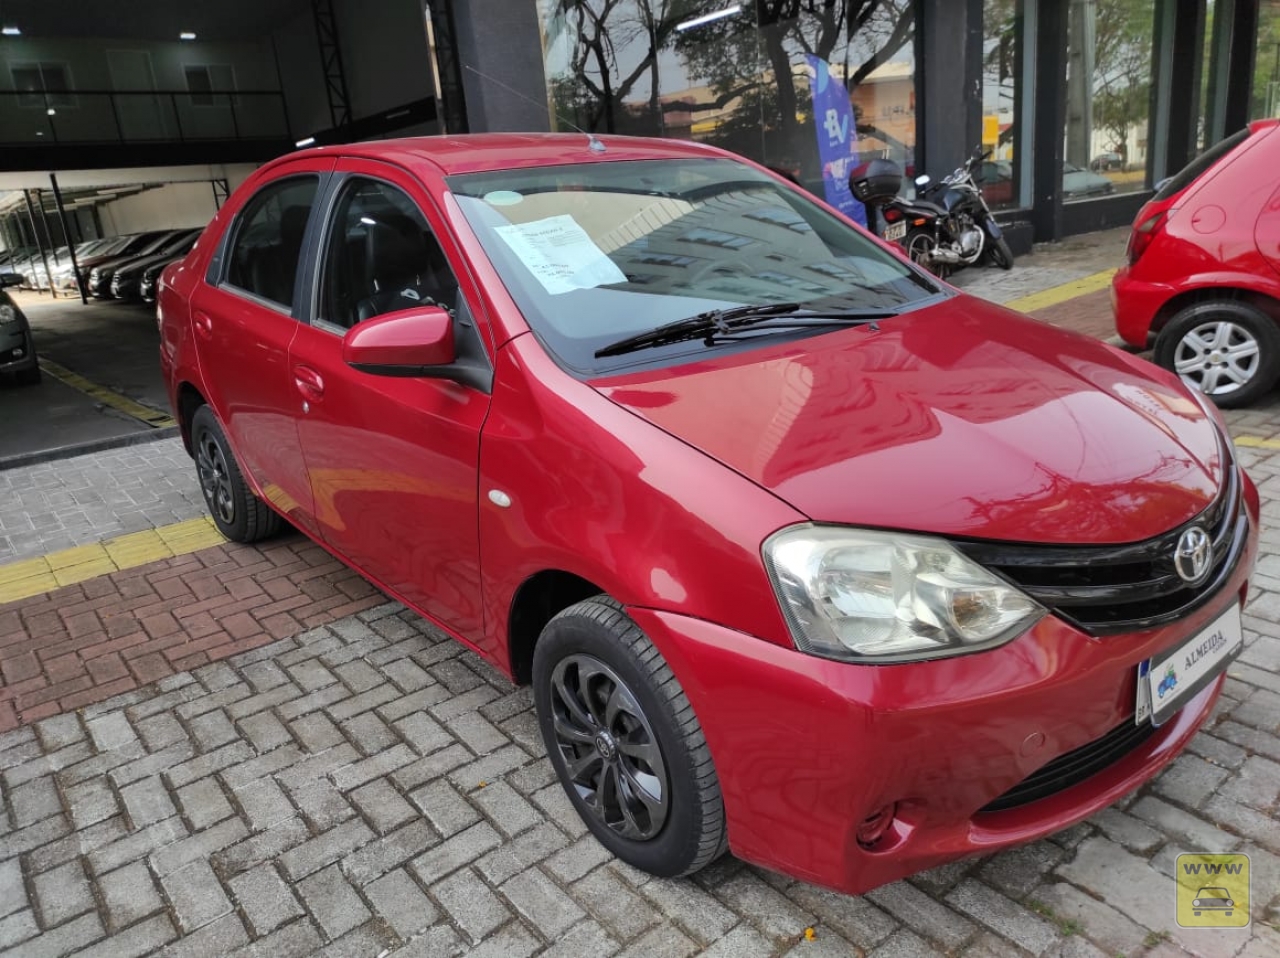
[1137,603,1243,727]
[883,221,907,242]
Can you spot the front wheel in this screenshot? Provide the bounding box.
[1153,300,1280,408]
[532,596,727,878]
[986,234,1014,270]
[190,405,283,542]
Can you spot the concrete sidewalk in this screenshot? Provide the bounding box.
[2,229,1277,958]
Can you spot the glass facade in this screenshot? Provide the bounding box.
[529,1,1280,237]
[1062,0,1156,202]
[540,2,916,196]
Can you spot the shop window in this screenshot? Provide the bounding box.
[539,1,918,216]
[1063,0,1157,202]
[981,0,1024,210]
[1255,0,1280,120]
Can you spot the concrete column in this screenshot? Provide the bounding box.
[916,0,984,178]
[449,0,550,132]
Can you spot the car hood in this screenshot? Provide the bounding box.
[593,297,1225,544]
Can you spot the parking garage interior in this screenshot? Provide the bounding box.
[0,0,449,464]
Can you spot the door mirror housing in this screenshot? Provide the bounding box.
[343,305,456,377]
[0,271,23,288]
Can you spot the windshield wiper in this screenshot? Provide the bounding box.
[594,302,899,358]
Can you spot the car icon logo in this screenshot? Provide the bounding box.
[1192,887,1234,916]
[1157,664,1178,699]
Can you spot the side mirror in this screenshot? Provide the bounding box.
[343,305,455,376]
[0,272,23,288]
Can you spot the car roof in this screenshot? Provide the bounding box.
[271,133,731,178]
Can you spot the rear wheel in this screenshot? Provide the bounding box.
[905,228,948,279]
[532,596,727,878]
[190,405,283,542]
[1154,300,1280,408]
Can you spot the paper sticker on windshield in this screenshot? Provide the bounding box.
[494,215,627,295]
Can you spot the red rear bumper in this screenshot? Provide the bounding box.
[629,512,1255,895]
[1112,265,1175,347]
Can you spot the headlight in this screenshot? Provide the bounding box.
[763,525,1044,664]
[0,304,15,324]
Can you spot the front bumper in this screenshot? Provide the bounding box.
[0,324,36,373]
[629,498,1257,895]
[1112,265,1174,347]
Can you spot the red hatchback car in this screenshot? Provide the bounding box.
[1113,118,1280,406]
[159,134,1257,895]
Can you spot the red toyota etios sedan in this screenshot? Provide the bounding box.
[158,134,1257,895]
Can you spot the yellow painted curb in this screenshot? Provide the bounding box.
[0,517,224,605]
[38,358,176,429]
[1005,268,1118,314]
[1233,436,1280,450]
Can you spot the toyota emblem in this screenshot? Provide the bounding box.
[1174,526,1213,584]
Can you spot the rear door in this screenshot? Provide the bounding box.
[189,159,334,533]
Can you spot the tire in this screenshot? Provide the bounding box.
[1153,300,1280,408]
[190,405,283,542]
[532,596,727,878]
[987,235,1014,270]
[905,227,948,279]
[14,364,40,386]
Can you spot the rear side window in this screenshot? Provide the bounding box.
[225,177,319,310]
[1154,128,1250,201]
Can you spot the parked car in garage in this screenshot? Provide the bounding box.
[1063,162,1116,199]
[1113,118,1280,406]
[88,230,189,298]
[159,134,1257,896]
[107,230,202,301]
[0,270,39,385]
[49,238,121,291]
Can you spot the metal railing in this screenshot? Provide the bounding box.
[0,89,290,145]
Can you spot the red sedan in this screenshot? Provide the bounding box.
[1113,118,1280,406]
[158,134,1257,895]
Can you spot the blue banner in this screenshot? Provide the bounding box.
[805,55,867,228]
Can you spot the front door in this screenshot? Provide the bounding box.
[289,162,491,641]
[191,164,331,533]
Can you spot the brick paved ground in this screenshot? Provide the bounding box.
[1,232,1278,957]
[0,439,203,565]
[952,228,1129,305]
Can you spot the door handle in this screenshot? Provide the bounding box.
[293,365,325,401]
[192,311,213,340]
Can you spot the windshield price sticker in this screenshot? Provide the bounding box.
[494,215,627,295]
[1142,603,1243,727]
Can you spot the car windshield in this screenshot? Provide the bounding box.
[449,157,940,374]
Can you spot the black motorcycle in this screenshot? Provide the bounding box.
[851,148,1014,278]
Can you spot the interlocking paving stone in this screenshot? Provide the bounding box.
[3,306,1280,955]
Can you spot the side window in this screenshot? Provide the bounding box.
[224,177,319,311]
[318,178,460,330]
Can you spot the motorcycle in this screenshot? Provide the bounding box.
[850,148,1014,278]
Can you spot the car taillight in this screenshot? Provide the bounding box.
[1127,209,1171,265]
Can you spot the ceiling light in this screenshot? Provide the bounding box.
[2,26,20,36]
[179,31,196,41]
[675,4,741,31]
[46,108,55,116]
[295,136,316,148]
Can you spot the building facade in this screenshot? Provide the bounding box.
[445,0,1280,245]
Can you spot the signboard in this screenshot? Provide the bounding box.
[806,55,867,228]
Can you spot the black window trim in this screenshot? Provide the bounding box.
[304,167,495,393]
[208,170,332,319]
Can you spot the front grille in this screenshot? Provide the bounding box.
[980,717,1157,812]
[959,442,1245,635]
